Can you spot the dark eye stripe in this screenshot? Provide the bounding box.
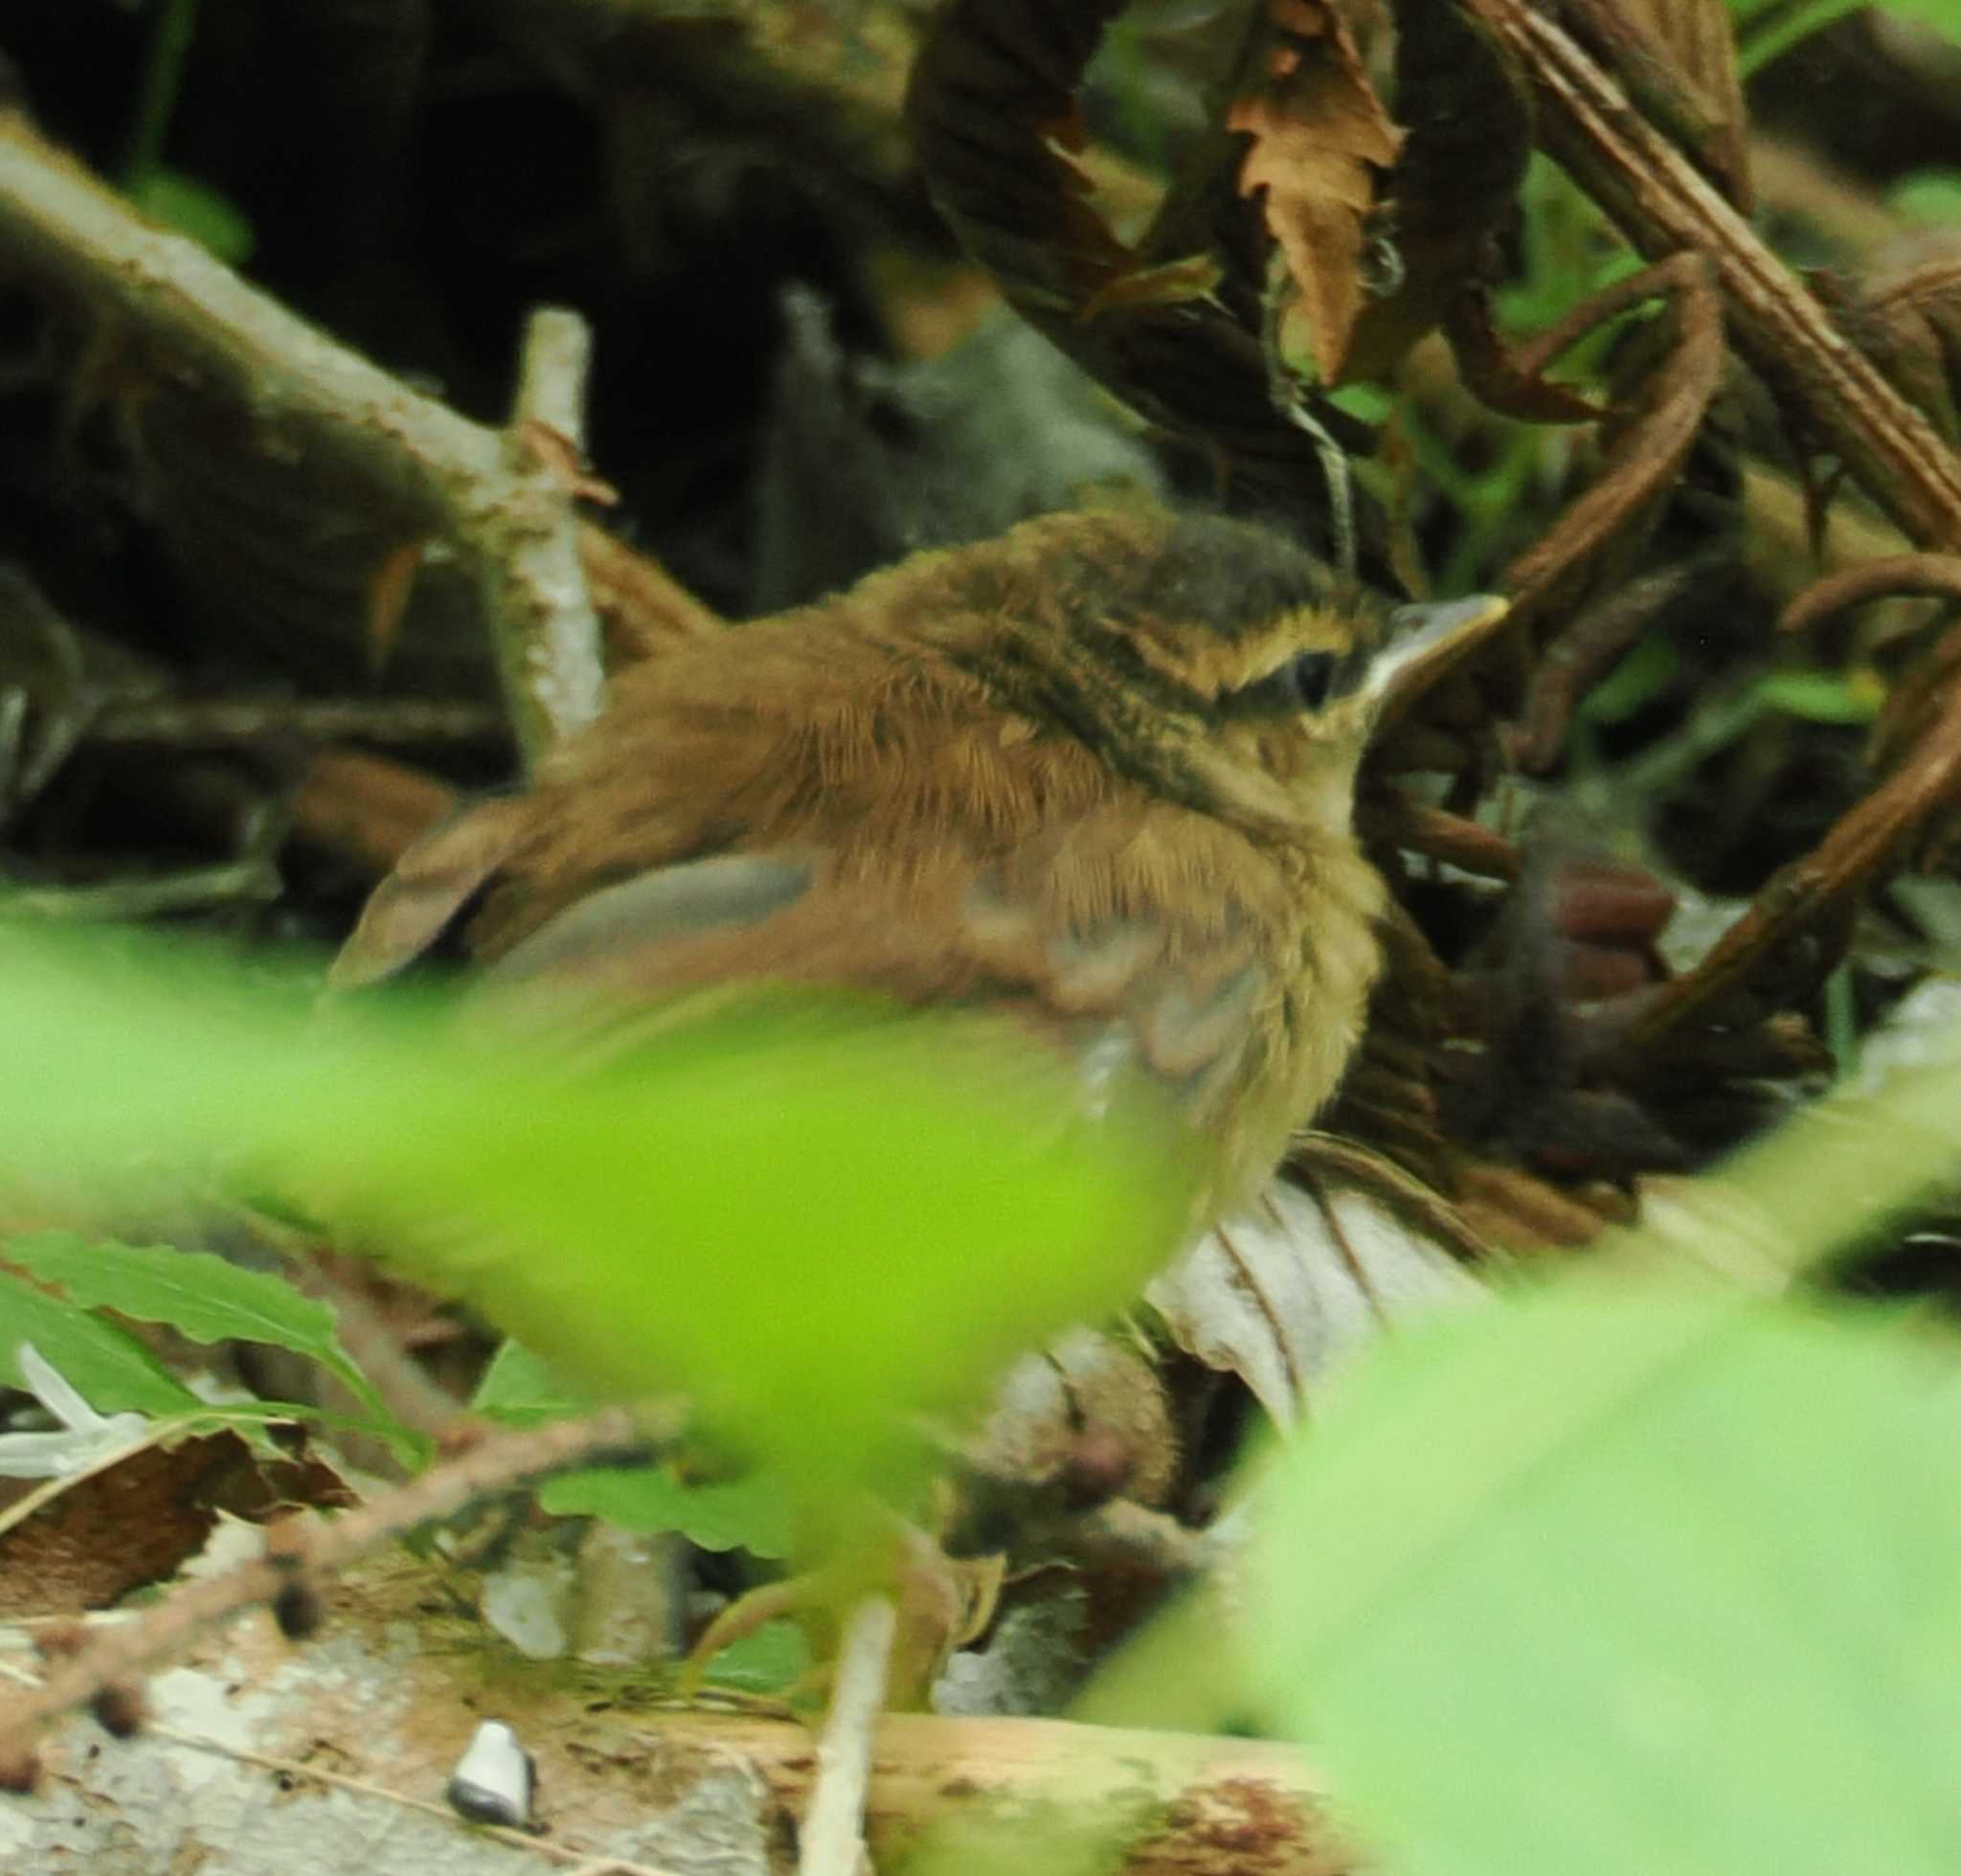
[1221,650,1341,717]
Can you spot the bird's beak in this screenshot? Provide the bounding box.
[1364,594,1512,721]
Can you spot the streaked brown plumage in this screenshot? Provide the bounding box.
[336,503,1504,1223]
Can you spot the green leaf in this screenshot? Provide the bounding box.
[1579,630,1679,726]
[1252,1285,1961,1876]
[0,925,1196,1492]
[3,1232,374,1405]
[126,167,254,265]
[1891,169,1961,226]
[702,1617,811,1693]
[1753,668,1883,725]
[472,1338,598,1427]
[1731,2,1961,77]
[0,1270,202,1416]
[539,1462,792,1557]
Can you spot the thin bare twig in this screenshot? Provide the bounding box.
[0,1405,666,1766]
[144,1725,683,1876]
[1621,677,1961,1059]
[87,695,507,749]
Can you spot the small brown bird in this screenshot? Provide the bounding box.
[337,503,1505,1226]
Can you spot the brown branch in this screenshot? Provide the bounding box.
[1778,554,1961,638]
[1499,254,1724,631]
[0,115,604,766]
[1620,676,1961,1058]
[1514,553,1720,770]
[1458,0,1961,551]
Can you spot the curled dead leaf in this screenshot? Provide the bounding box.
[1228,0,1405,383]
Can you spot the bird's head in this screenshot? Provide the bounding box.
[931,507,1511,840]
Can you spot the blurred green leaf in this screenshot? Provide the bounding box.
[539,1461,792,1557]
[1753,667,1884,724]
[126,167,254,265]
[1579,631,1680,726]
[1252,1286,1961,1876]
[1891,168,1961,226]
[472,1338,598,1427]
[1729,2,1961,78]
[0,1270,201,1416]
[0,925,1195,1491]
[701,1617,811,1693]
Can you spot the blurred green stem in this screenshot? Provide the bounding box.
[124,0,200,184]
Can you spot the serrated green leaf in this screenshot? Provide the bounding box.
[1251,1286,1961,1876]
[0,1269,202,1416]
[539,1462,792,1557]
[6,1231,348,1376]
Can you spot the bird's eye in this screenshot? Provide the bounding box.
[1282,650,1337,711]
[1224,648,1342,717]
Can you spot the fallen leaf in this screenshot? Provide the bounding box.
[1147,1171,1482,1429]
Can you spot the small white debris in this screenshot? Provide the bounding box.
[0,1344,148,1479]
[446,1719,534,1828]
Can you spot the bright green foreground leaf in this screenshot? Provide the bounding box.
[1253,1285,1961,1876]
[0,927,1194,1489]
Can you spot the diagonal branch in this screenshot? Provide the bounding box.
[1458,0,1961,552]
[0,115,605,766]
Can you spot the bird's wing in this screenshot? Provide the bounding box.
[327,796,534,992]
[455,813,1285,1176]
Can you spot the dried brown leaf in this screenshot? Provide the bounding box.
[1076,252,1227,324]
[1147,1170,1482,1430]
[0,1433,350,1618]
[1342,0,1533,383]
[1228,0,1405,383]
[906,0,1373,530]
[364,537,426,675]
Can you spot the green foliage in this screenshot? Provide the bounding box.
[4,1232,383,1414]
[0,924,1195,1494]
[122,0,254,265]
[126,168,254,265]
[470,1337,598,1428]
[1252,1286,1961,1876]
[539,1462,792,1558]
[700,1618,811,1693]
[8,912,1961,1869]
[0,1268,201,1417]
[1728,0,1961,77]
